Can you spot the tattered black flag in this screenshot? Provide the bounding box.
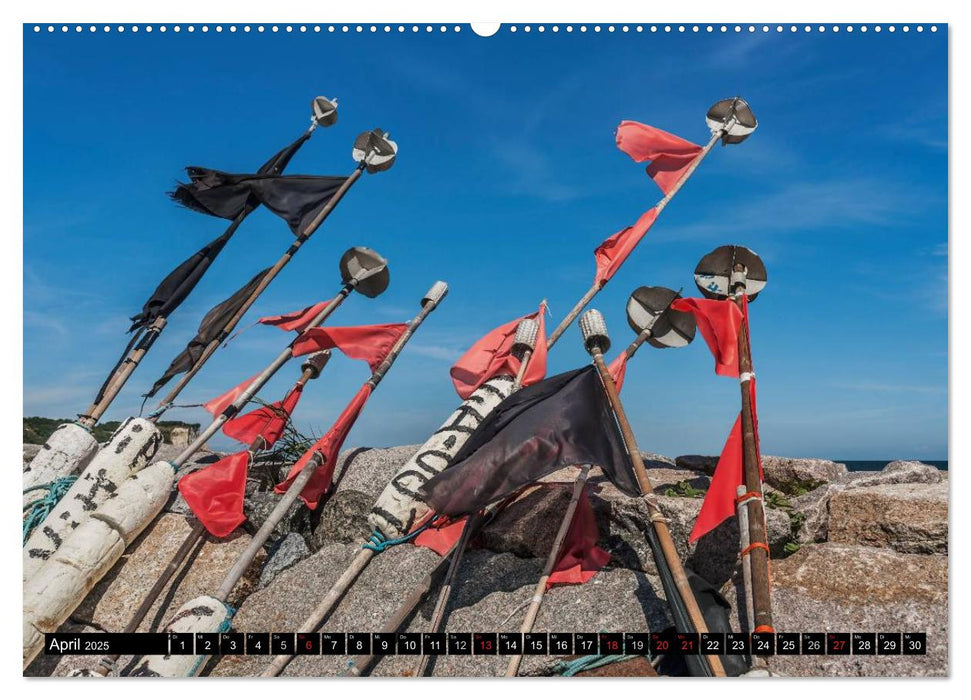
[128,229,234,333]
[170,170,348,236]
[420,366,642,517]
[144,267,269,398]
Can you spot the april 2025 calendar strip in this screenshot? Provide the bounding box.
[44,632,927,657]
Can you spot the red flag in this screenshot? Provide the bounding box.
[689,297,762,541]
[202,373,259,417]
[616,120,703,195]
[689,380,763,541]
[593,207,659,287]
[179,451,251,538]
[547,486,610,588]
[671,298,742,377]
[450,304,548,400]
[259,301,332,333]
[607,353,629,392]
[413,515,469,556]
[222,383,303,448]
[274,383,373,508]
[293,323,408,371]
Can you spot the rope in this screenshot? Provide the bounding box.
[143,402,203,420]
[553,654,644,677]
[23,476,78,543]
[361,522,431,553]
[740,541,770,558]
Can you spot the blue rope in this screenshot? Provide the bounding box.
[23,476,78,543]
[361,522,431,552]
[553,654,644,677]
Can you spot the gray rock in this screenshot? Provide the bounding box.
[675,454,719,475]
[165,490,192,516]
[308,445,423,548]
[829,482,947,554]
[761,456,847,494]
[244,490,314,542]
[641,451,676,468]
[331,444,424,501]
[723,543,946,676]
[851,460,944,488]
[656,494,791,586]
[479,473,787,586]
[260,533,311,588]
[212,542,671,677]
[26,514,266,678]
[792,463,948,546]
[791,484,840,543]
[674,455,848,495]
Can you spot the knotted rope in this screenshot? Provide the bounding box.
[553,654,646,676]
[361,521,431,553]
[23,476,78,543]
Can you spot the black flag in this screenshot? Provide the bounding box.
[133,131,318,333]
[127,228,234,333]
[258,130,312,176]
[420,366,641,517]
[144,267,269,398]
[170,170,348,235]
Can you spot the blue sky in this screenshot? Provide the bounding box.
[23,25,947,460]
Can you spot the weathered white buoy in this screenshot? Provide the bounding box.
[22,461,175,669]
[23,417,162,583]
[368,375,515,538]
[23,423,99,505]
[127,595,233,677]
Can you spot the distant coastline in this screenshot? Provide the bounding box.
[838,459,948,471]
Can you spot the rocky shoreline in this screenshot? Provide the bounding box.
[24,444,948,678]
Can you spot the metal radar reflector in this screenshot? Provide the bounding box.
[706,97,758,145]
[626,286,697,349]
[353,129,399,173]
[693,245,767,301]
[339,246,391,299]
[312,96,339,127]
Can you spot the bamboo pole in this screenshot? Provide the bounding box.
[80,111,325,427]
[504,303,671,676]
[411,318,539,676]
[505,464,591,677]
[86,353,330,675]
[411,511,478,677]
[259,282,450,677]
[736,485,755,632]
[153,166,366,414]
[167,290,354,472]
[340,495,518,677]
[79,316,168,427]
[262,110,736,678]
[731,266,774,635]
[580,310,725,677]
[545,127,725,347]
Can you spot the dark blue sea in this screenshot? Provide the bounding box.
[837,460,948,472]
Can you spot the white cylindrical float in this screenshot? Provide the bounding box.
[22,461,175,669]
[24,417,162,584]
[368,375,515,539]
[23,423,99,506]
[127,595,233,677]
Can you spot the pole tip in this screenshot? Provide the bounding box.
[422,281,449,307]
[579,309,610,355]
[512,318,540,352]
[301,350,332,379]
[312,96,338,127]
